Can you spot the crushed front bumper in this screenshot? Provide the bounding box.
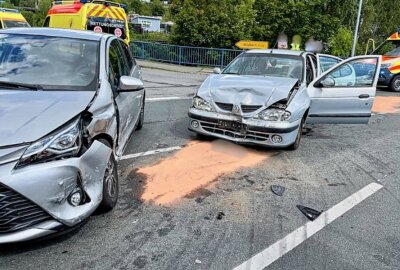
[188,108,300,147]
[0,141,112,244]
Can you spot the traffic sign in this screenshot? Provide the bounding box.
[114,28,122,37]
[235,40,269,49]
[93,26,102,33]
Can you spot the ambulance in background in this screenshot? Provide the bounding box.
[372,29,400,92]
[0,8,30,29]
[45,0,130,44]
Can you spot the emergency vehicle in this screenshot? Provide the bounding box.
[45,0,130,44]
[372,29,400,92]
[0,8,30,29]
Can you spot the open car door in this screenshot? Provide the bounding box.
[307,55,381,124]
[316,54,343,75]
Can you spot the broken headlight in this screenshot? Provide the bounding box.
[192,96,213,111]
[257,108,291,121]
[16,117,82,168]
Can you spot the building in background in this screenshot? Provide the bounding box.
[131,15,161,32]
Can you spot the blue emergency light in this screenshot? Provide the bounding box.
[120,3,127,12]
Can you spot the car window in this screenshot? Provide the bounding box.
[320,56,341,73]
[223,53,304,81]
[108,40,125,92]
[118,40,134,71]
[323,58,378,87]
[0,34,99,90]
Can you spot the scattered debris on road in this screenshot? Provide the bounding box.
[216,211,225,220]
[296,205,322,221]
[271,185,286,196]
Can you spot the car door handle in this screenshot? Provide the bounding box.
[359,94,370,99]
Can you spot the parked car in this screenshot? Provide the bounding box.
[0,28,144,243]
[188,49,381,149]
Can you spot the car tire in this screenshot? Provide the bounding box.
[390,75,400,92]
[288,116,305,151]
[97,139,119,213]
[136,95,145,130]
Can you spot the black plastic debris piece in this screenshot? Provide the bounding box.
[296,205,322,221]
[271,185,286,196]
[216,211,225,220]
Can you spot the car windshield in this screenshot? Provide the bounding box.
[0,34,99,90]
[3,20,30,28]
[374,40,400,57]
[223,53,304,81]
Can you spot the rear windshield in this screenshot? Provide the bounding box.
[0,34,99,91]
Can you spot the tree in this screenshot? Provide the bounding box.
[150,0,165,16]
[252,0,341,50]
[171,0,256,48]
[328,27,354,57]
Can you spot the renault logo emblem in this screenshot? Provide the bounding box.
[232,104,241,115]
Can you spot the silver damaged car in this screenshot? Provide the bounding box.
[189,49,381,149]
[0,28,145,243]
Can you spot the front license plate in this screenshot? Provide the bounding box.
[218,120,247,132]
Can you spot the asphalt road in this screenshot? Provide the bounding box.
[1,68,400,270]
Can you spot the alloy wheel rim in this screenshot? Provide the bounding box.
[394,78,400,91]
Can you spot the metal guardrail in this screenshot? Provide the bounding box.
[131,41,243,67]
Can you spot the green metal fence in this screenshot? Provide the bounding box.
[131,41,243,67]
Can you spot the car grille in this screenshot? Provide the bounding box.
[215,102,233,111]
[215,103,262,113]
[241,105,262,113]
[200,121,269,142]
[0,184,52,234]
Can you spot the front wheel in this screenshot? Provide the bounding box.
[97,140,119,213]
[390,75,400,92]
[287,116,305,151]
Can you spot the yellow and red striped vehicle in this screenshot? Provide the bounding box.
[44,0,130,44]
[373,30,400,92]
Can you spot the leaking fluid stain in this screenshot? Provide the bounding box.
[137,140,269,205]
[372,96,400,114]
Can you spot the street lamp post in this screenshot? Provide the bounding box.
[351,0,363,56]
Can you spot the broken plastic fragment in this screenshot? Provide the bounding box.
[296,205,322,221]
[216,211,225,220]
[195,259,202,264]
[271,185,285,196]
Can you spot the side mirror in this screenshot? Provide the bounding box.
[118,76,144,92]
[318,77,335,88]
[213,67,221,74]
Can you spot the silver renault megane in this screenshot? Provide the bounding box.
[0,28,145,243]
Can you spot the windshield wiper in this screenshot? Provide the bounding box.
[223,72,240,75]
[0,81,43,91]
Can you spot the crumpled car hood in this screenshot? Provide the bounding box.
[198,74,298,108]
[0,90,95,147]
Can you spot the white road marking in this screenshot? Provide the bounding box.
[233,182,383,270]
[120,146,182,161]
[146,96,192,102]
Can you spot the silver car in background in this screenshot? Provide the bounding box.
[0,28,145,243]
[189,49,381,149]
